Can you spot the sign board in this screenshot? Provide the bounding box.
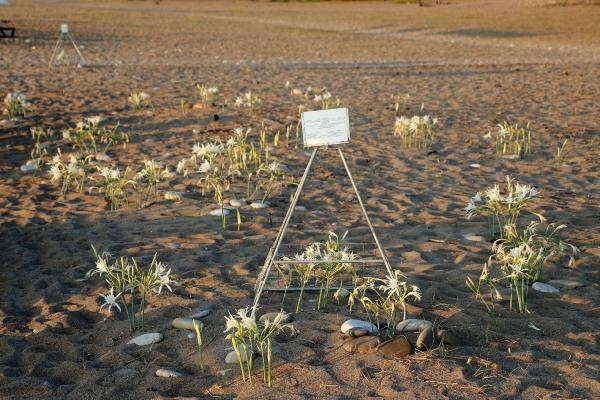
[61,24,69,33]
[301,107,350,148]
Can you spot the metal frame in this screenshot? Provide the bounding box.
[49,30,86,67]
[252,146,393,316]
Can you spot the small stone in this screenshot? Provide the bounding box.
[172,317,204,331]
[436,329,460,346]
[415,326,436,350]
[192,102,204,110]
[190,309,210,319]
[469,163,481,168]
[187,332,196,340]
[395,319,433,333]
[532,282,560,294]
[225,345,249,364]
[210,208,231,216]
[155,368,183,378]
[547,280,582,290]
[377,336,412,358]
[343,336,380,354]
[340,319,377,336]
[346,327,370,338]
[20,161,37,172]
[127,332,163,346]
[113,368,137,378]
[250,201,270,209]
[464,234,486,242]
[259,311,294,324]
[294,205,307,212]
[229,199,246,207]
[95,152,112,162]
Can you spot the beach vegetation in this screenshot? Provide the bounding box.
[89,246,175,332]
[224,308,295,387]
[354,269,422,338]
[128,91,150,110]
[488,121,532,159]
[465,175,540,240]
[196,83,219,106]
[3,92,32,120]
[394,114,437,150]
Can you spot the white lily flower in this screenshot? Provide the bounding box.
[49,164,62,182]
[224,314,240,333]
[92,258,111,276]
[100,288,122,313]
[198,159,211,173]
[157,268,174,294]
[87,115,102,126]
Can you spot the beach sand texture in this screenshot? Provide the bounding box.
[1,0,599,398]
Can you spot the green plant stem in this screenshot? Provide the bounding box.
[231,338,247,382]
[296,285,305,313]
[267,339,272,387]
[193,320,204,373]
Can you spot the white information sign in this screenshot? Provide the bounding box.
[61,24,69,33]
[301,107,350,148]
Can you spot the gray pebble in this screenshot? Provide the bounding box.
[340,319,378,335]
[127,332,163,346]
[532,282,560,293]
[346,327,370,338]
[229,199,246,207]
[225,346,249,364]
[155,368,183,378]
[172,317,204,331]
[464,234,487,242]
[250,201,270,209]
[190,309,211,319]
[395,319,433,333]
[210,208,230,216]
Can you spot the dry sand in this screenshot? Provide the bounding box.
[1,0,599,398]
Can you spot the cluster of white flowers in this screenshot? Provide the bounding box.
[313,91,331,103]
[48,153,84,182]
[3,92,32,119]
[224,307,257,337]
[128,91,150,109]
[377,269,421,301]
[136,159,173,181]
[234,91,261,109]
[192,142,222,158]
[285,232,356,273]
[177,140,224,177]
[97,166,121,181]
[196,84,219,104]
[91,251,176,315]
[394,115,438,137]
[70,115,102,134]
[465,178,539,220]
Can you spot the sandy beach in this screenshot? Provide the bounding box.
[1,0,599,398]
